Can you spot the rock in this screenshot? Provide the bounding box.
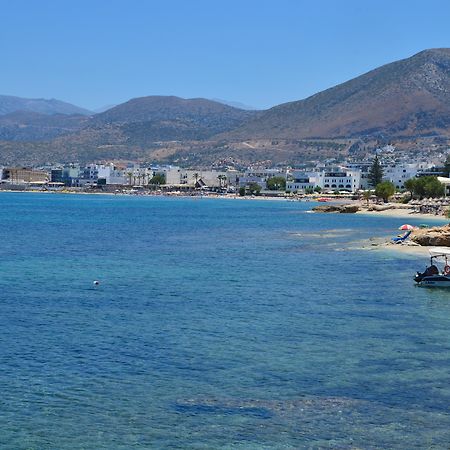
[372,204,395,211]
[339,204,359,213]
[312,204,359,213]
[411,224,450,246]
[312,205,342,213]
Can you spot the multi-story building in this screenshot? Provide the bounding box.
[2,167,49,184]
[315,167,361,193]
[286,170,317,192]
[239,168,284,190]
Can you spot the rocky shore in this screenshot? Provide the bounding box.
[312,204,360,213]
[410,224,450,246]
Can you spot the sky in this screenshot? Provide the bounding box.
[1,0,449,111]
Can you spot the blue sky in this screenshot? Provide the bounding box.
[1,0,449,110]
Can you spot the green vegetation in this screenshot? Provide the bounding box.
[247,182,262,195]
[404,176,444,199]
[239,183,261,196]
[368,155,383,187]
[375,181,395,203]
[149,174,165,185]
[313,186,322,193]
[266,176,286,191]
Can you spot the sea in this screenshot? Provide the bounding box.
[1,192,450,449]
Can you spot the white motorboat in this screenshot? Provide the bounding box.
[415,247,450,287]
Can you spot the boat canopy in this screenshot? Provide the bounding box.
[429,247,450,257]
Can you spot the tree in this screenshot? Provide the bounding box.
[404,176,444,199]
[266,176,286,191]
[217,174,227,190]
[313,186,322,193]
[193,173,199,187]
[404,178,417,201]
[368,155,383,187]
[149,174,165,185]
[239,186,246,196]
[247,182,261,195]
[424,176,445,198]
[375,181,395,203]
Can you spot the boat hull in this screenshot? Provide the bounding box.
[417,275,450,287]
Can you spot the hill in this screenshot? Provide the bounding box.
[0,95,92,116]
[226,48,450,140]
[1,50,450,166]
[85,96,259,144]
[0,111,88,141]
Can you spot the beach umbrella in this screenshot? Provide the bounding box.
[399,224,415,230]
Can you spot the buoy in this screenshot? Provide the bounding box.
[93,280,100,286]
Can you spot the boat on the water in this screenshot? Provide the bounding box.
[415,247,450,287]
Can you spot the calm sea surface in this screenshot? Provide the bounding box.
[1,192,450,449]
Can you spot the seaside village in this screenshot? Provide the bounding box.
[1,144,450,208]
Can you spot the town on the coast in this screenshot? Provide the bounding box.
[2,143,450,212]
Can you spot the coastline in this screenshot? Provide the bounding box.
[356,207,448,222]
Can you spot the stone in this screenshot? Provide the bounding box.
[312,204,359,214]
[411,224,450,246]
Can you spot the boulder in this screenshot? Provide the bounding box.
[312,204,359,214]
[312,204,342,213]
[340,204,359,213]
[411,224,450,246]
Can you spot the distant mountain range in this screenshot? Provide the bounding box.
[1,48,450,166]
[0,95,92,116]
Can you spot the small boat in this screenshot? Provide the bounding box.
[317,197,330,202]
[414,247,450,287]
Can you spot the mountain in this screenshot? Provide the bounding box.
[226,48,450,140]
[92,96,256,125]
[211,98,257,110]
[0,95,92,116]
[0,111,88,141]
[81,96,260,145]
[1,50,450,166]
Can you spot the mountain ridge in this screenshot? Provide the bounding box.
[0,95,92,116]
[224,48,450,140]
[1,49,450,166]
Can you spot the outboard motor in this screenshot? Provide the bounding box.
[414,264,439,283]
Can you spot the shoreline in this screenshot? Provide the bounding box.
[356,207,448,222]
[1,188,449,221]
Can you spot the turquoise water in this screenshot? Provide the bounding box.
[1,193,450,449]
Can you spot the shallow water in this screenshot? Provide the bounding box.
[0,193,449,449]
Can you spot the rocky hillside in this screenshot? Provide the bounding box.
[0,111,88,141]
[1,49,450,166]
[85,96,259,144]
[226,48,450,140]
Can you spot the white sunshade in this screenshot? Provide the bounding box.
[429,247,450,257]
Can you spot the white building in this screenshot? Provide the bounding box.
[383,164,420,189]
[239,168,284,190]
[315,167,361,193]
[286,170,317,192]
